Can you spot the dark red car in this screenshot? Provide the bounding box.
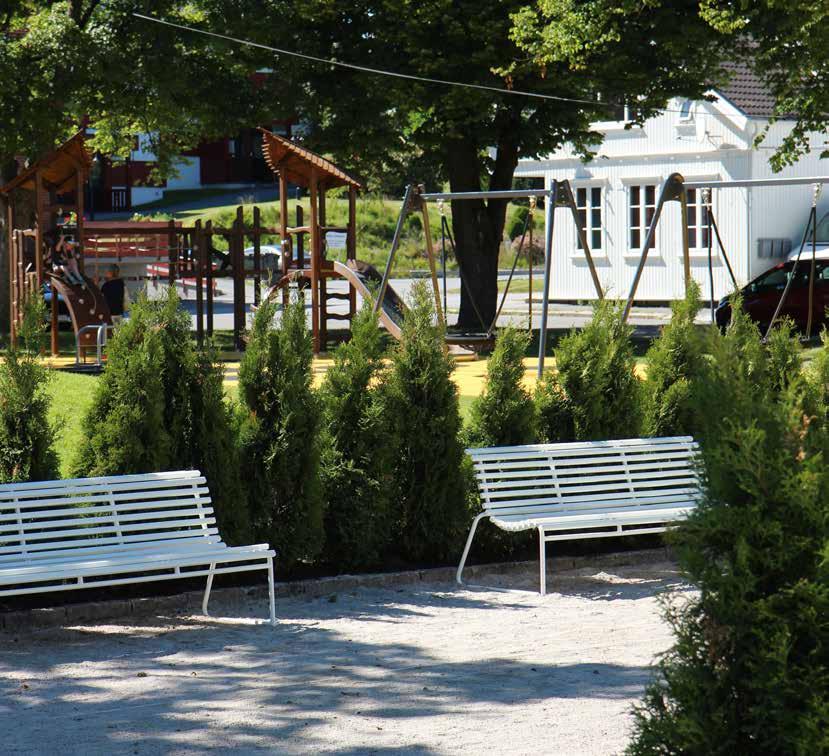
[716,214,829,333]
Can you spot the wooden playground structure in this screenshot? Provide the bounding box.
[1,132,103,356]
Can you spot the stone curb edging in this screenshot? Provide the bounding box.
[0,546,674,632]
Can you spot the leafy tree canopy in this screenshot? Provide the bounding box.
[0,1,273,174]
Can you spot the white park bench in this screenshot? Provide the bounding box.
[459,436,701,594]
[0,470,277,624]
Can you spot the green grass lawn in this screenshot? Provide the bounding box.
[46,366,479,477]
[47,371,99,477]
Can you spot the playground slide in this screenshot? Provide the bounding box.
[47,274,112,348]
[333,260,407,339]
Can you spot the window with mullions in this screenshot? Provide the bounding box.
[686,189,711,250]
[576,187,603,252]
[629,184,656,251]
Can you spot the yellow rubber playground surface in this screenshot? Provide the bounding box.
[46,354,546,397]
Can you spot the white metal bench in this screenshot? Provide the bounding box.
[459,437,701,594]
[0,470,277,624]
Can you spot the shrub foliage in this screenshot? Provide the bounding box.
[642,280,704,437]
[74,288,246,541]
[383,281,468,563]
[0,296,59,482]
[537,299,641,442]
[319,306,393,571]
[238,296,324,570]
[466,326,536,448]
[628,314,829,754]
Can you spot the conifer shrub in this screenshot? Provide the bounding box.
[74,288,247,541]
[534,371,576,443]
[642,280,704,437]
[0,296,59,482]
[238,296,324,570]
[383,280,468,563]
[319,306,393,571]
[538,299,641,441]
[466,326,536,448]
[629,314,829,754]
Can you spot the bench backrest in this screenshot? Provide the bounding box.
[467,437,700,519]
[0,470,217,566]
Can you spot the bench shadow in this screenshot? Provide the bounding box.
[0,572,673,754]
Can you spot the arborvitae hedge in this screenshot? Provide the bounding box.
[642,280,704,437]
[538,299,641,442]
[74,288,246,541]
[383,281,468,563]
[238,296,324,570]
[466,326,536,448]
[0,297,59,482]
[628,314,829,754]
[319,306,393,571]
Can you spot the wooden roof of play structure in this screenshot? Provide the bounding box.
[259,128,362,191]
[0,131,90,195]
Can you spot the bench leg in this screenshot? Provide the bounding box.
[267,557,276,626]
[538,527,547,596]
[456,514,486,586]
[202,563,215,617]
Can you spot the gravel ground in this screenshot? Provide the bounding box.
[0,561,690,756]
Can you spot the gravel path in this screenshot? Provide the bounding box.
[0,562,689,755]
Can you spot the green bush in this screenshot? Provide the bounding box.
[319,306,394,571]
[540,299,642,441]
[534,372,576,443]
[238,296,324,570]
[74,288,247,541]
[0,297,59,482]
[383,280,469,563]
[629,317,829,754]
[466,327,536,448]
[642,280,705,437]
[506,204,536,241]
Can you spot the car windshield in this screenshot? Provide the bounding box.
[817,212,829,243]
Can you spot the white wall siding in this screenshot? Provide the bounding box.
[517,96,829,302]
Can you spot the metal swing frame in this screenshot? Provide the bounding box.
[376,181,605,361]
[623,173,829,335]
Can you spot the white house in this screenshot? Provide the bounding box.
[515,63,829,302]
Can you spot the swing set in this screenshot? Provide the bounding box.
[621,172,829,344]
[376,181,605,352]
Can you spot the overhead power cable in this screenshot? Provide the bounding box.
[131,12,711,116]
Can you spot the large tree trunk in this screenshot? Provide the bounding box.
[446,133,518,331]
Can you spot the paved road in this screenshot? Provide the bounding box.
[145,274,698,339]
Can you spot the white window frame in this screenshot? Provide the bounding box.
[683,177,721,258]
[572,183,607,258]
[624,179,662,258]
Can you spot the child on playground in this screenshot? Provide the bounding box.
[48,229,85,287]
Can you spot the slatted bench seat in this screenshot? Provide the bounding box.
[0,470,276,624]
[459,437,701,594]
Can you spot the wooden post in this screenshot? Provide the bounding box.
[279,174,289,277]
[75,165,85,275]
[205,220,214,337]
[347,186,357,319]
[167,219,177,287]
[679,189,692,293]
[195,219,204,345]
[7,203,16,345]
[309,169,321,353]
[418,198,444,325]
[233,206,246,351]
[33,171,44,286]
[253,205,261,306]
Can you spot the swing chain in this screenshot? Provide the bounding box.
[437,198,446,217]
[813,183,822,207]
